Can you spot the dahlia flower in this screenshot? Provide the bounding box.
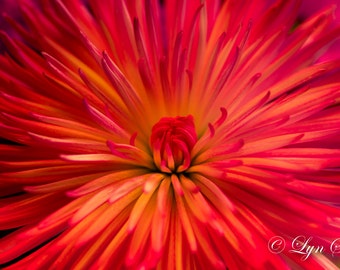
[1,0,340,269]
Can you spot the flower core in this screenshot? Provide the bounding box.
[150,115,197,173]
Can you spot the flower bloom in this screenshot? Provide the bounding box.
[1,0,340,269]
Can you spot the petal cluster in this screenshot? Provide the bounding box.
[150,115,197,172]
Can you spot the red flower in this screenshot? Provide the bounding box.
[1,0,340,269]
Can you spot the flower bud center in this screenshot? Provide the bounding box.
[150,115,197,173]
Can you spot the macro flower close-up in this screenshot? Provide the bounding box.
[1,0,340,269]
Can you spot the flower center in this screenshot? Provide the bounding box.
[150,115,197,173]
